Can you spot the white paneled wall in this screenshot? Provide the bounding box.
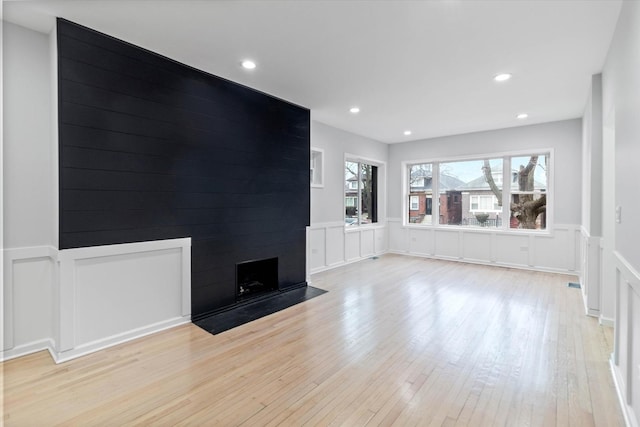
[388,218,579,274]
[309,222,387,273]
[55,238,191,362]
[3,246,57,361]
[2,238,191,363]
[612,252,640,427]
[580,227,602,318]
[312,219,579,275]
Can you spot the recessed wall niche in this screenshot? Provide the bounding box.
[310,148,324,188]
[57,19,310,318]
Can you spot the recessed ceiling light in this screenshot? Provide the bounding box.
[494,73,512,82]
[517,113,529,119]
[241,60,256,70]
[349,107,360,114]
[404,130,412,136]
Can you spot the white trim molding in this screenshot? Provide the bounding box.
[611,251,640,427]
[2,245,58,362]
[308,221,388,274]
[386,218,579,275]
[579,226,602,317]
[2,238,192,364]
[54,238,191,362]
[310,146,325,188]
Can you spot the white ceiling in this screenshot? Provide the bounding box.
[4,0,622,143]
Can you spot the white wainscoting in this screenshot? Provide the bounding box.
[308,222,387,273]
[580,227,602,318]
[2,238,191,363]
[612,252,640,427]
[54,238,191,363]
[387,218,580,274]
[2,246,57,361]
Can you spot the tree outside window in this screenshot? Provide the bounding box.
[509,155,547,229]
[345,161,378,226]
[406,153,549,230]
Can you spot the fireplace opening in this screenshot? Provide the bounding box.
[236,257,278,301]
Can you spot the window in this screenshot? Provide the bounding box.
[438,159,501,226]
[408,163,433,224]
[406,153,549,231]
[345,160,378,226]
[470,195,501,213]
[409,196,419,210]
[510,154,548,230]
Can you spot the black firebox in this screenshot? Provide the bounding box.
[236,257,278,301]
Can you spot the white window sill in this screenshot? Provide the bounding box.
[401,223,553,236]
[344,223,385,233]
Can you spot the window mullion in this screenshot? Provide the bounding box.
[502,157,510,229]
[357,162,362,226]
[406,165,411,224]
[432,163,440,226]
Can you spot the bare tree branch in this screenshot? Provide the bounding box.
[482,160,502,206]
[518,155,538,191]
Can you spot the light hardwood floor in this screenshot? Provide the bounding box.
[2,254,624,426]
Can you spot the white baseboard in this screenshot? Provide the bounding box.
[310,251,388,274]
[2,317,191,364]
[611,356,639,427]
[52,316,191,364]
[599,316,615,327]
[0,338,55,362]
[386,250,578,277]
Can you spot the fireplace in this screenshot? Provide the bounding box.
[236,257,278,301]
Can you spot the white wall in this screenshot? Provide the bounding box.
[386,119,582,274]
[602,2,640,426]
[581,75,603,237]
[601,115,616,325]
[580,75,604,319]
[311,121,388,224]
[604,2,640,275]
[3,22,55,249]
[1,18,4,361]
[2,22,56,357]
[309,121,389,273]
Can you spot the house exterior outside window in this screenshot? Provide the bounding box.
[470,195,501,213]
[405,153,550,230]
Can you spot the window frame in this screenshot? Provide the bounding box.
[402,149,553,234]
[345,154,385,229]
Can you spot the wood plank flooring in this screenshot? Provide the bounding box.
[2,254,624,426]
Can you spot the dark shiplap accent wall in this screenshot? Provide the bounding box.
[57,19,310,318]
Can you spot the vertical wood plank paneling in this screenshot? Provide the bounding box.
[56,19,310,318]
